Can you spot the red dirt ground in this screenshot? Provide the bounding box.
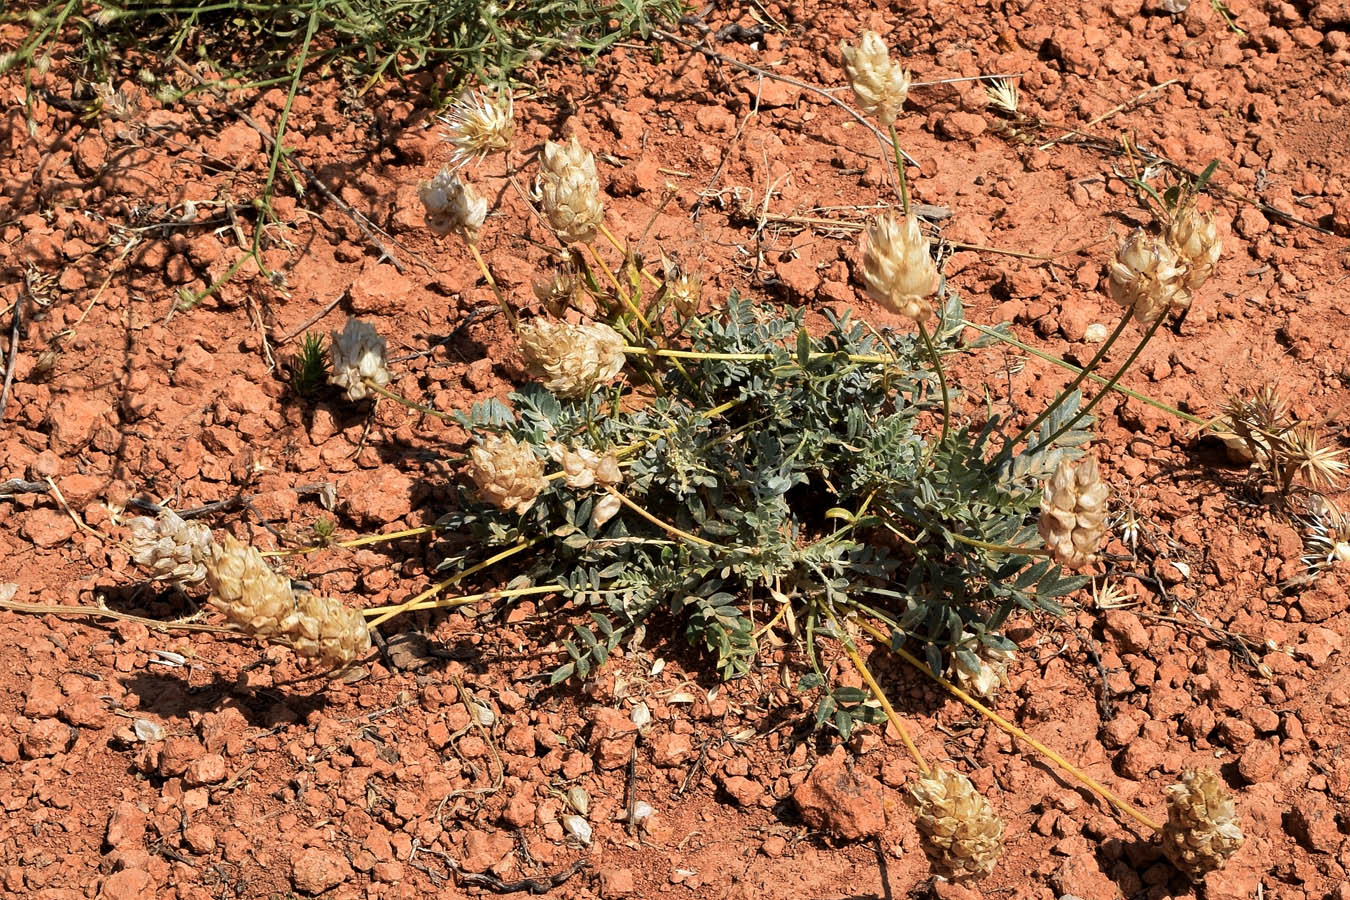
[2,0,1350,898]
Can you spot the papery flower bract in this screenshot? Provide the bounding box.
[861,213,937,321]
[467,434,549,515]
[517,318,626,399]
[1165,205,1221,293]
[840,30,911,127]
[419,167,489,244]
[328,319,391,401]
[127,508,215,586]
[908,767,1005,880]
[1161,770,1244,881]
[948,632,1016,701]
[438,89,515,169]
[1108,230,1185,323]
[1038,454,1110,569]
[535,137,605,244]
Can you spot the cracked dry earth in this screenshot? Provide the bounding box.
[3,0,1350,898]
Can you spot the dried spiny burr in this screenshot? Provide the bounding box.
[467,434,549,515]
[205,535,371,669]
[1161,769,1244,881]
[1107,230,1186,323]
[536,136,605,244]
[517,318,627,399]
[861,213,938,321]
[419,167,489,244]
[1165,204,1221,293]
[839,30,911,127]
[438,89,514,169]
[908,767,1005,880]
[328,319,390,401]
[126,508,215,586]
[1038,454,1110,569]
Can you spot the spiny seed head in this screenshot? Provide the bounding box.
[861,213,937,321]
[204,535,370,669]
[467,434,549,515]
[517,318,626,399]
[840,30,911,127]
[1161,769,1244,881]
[1279,422,1347,491]
[948,632,1015,701]
[908,767,1005,881]
[419,167,489,244]
[328,319,390,402]
[1038,453,1110,569]
[536,136,604,244]
[127,508,215,586]
[1166,205,1221,292]
[1301,495,1350,571]
[438,89,515,169]
[1108,230,1186,323]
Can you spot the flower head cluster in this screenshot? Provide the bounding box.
[467,434,549,515]
[205,535,370,669]
[908,767,1005,880]
[328,319,391,402]
[1161,770,1244,881]
[518,318,626,399]
[536,137,605,244]
[840,30,911,127]
[948,633,1016,701]
[551,444,624,528]
[1108,230,1186,323]
[666,266,702,317]
[1166,204,1222,293]
[1038,454,1110,569]
[438,89,515,169]
[126,508,215,586]
[861,213,938,321]
[419,167,488,244]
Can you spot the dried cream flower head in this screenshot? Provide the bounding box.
[861,212,937,321]
[840,30,911,127]
[419,167,489,244]
[205,535,370,670]
[1166,205,1221,292]
[550,444,624,528]
[468,434,549,514]
[127,508,215,586]
[666,266,702,317]
[328,319,391,401]
[1038,453,1110,569]
[1161,770,1244,881]
[948,632,1015,701]
[1108,230,1185,323]
[438,88,515,169]
[908,767,1005,880]
[517,318,627,399]
[536,136,605,244]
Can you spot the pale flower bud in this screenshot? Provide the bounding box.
[908,767,1005,880]
[467,434,549,515]
[127,508,215,586]
[517,319,627,399]
[861,213,937,321]
[1165,206,1221,292]
[948,633,1015,701]
[536,137,605,244]
[840,30,911,127]
[1161,770,1244,881]
[418,167,489,244]
[438,89,514,169]
[328,319,391,401]
[667,268,702,317]
[1107,230,1185,323]
[1038,454,1110,569]
[550,444,623,489]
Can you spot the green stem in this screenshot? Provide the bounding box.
[364,381,454,420]
[999,311,1134,461]
[889,125,910,216]
[916,320,950,445]
[947,532,1050,556]
[961,319,1203,426]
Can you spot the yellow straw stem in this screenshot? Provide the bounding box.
[830,614,930,776]
[267,525,438,557]
[602,486,722,549]
[365,538,540,628]
[362,583,564,619]
[585,243,652,332]
[855,618,1163,833]
[467,241,518,330]
[597,222,662,288]
[621,345,893,365]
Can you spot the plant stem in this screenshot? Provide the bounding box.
[467,241,517,330]
[916,320,950,445]
[364,381,454,421]
[999,311,1134,461]
[890,125,910,216]
[823,607,929,776]
[584,243,652,333]
[362,583,563,619]
[597,222,662,288]
[1034,312,1168,454]
[268,525,437,556]
[855,618,1162,833]
[946,532,1049,556]
[602,487,722,550]
[366,538,540,628]
[960,319,1203,425]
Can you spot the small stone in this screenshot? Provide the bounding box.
[105,801,147,850]
[1118,738,1163,780]
[597,867,636,898]
[183,823,217,854]
[291,847,354,895]
[20,509,77,549]
[158,737,205,777]
[23,677,62,718]
[939,111,988,141]
[22,719,75,758]
[460,829,513,873]
[651,732,693,768]
[1235,739,1280,783]
[1102,610,1150,653]
[721,775,766,807]
[1285,796,1340,853]
[184,753,228,786]
[99,868,154,900]
[760,835,788,858]
[791,757,886,840]
[341,469,416,527]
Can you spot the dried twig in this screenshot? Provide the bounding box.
[274,291,348,346]
[0,293,23,424]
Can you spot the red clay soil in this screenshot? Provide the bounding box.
[3,0,1350,898]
